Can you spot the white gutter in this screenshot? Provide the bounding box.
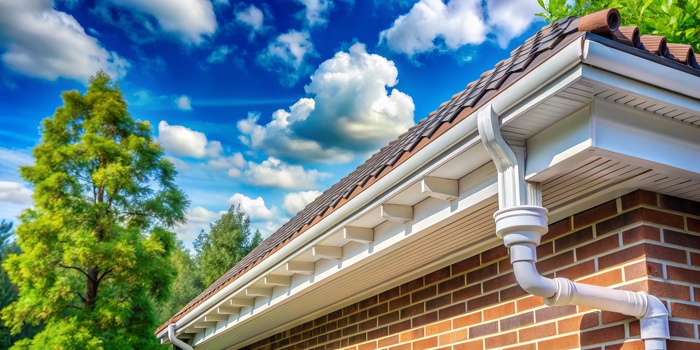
[477,104,670,350]
[156,36,589,344]
[168,324,193,350]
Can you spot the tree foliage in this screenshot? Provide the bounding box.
[1,71,188,349]
[536,0,700,52]
[194,205,262,286]
[155,242,203,324]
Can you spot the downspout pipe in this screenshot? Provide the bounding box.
[477,105,669,350]
[168,324,193,350]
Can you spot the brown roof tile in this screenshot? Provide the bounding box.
[157,8,700,334]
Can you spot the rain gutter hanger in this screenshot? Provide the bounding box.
[477,104,670,350]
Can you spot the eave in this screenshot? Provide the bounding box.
[158,34,700,349]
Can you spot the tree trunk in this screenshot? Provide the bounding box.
[86,267,98,307]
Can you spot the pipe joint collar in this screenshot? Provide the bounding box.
[494,206,549,247]
[545,278,575,306]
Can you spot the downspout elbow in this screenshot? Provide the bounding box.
[168,324,193,350]
[640,294,669,350]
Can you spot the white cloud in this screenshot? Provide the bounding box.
[240,43,414,163]
[227,193,277,221]
[243,157,329,190]
[257,31,316,86]
[130,89,152,105]
[235,3,264,32]
[175,95,193,111]
[283,190,322,215]
[206,45,233,64]
[157,121,223,158]
[379,0,539,56]
[0,181,33,204]
[207,153,245,170]
[97,0,217,45]
[295,0,333,27]
[174,206,219,244]
[0,1,130,83]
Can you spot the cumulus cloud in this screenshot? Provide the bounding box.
[257,31,316,86]
[243,157,329,190]
[157,121,223,158]
[283,190,322,215]
[0,1,129,83]
[379,0,540,57]
[295,0,333,27]
[227,193,277,221]
[96,0,217,45]
[240,43,414,163]
[0,182,33,204]
[235,3,264,32]
[174,206,219,243]
[175,95,193,111]
[206,45,233,64]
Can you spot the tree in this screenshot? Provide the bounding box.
[2,71,188,349]
[536,0,700,52]
[155,241,203,324]
[0,220,41,349]
[194,205,263,286]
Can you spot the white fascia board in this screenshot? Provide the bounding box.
[156,36,588,344]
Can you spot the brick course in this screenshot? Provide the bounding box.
[243,191,700,350]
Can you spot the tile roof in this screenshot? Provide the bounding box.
[157,8,700,333]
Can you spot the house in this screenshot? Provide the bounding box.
[156,9,700,350]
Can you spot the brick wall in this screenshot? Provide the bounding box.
[242,190,700,350]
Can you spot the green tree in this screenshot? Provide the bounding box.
[155,241,203,324]
[0,220,41,349]
[536,0,700,52]
[2,71,188,349]
[194,205,263,286]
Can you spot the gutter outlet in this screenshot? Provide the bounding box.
[478,105,669,350]
[168,324,193,350]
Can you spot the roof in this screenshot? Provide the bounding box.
[157,8,700,334]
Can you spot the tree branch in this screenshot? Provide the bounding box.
[58,264,94,282]
[97,269,112,283]
[74,291,86,303]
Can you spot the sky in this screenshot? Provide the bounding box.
[0,0,544,250]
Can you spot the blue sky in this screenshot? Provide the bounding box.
[0,0,543,250]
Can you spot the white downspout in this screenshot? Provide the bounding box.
[168,324,194,350]
[477,105,669,350]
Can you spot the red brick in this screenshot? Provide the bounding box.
[426,320,451,335]
[630,320,640,336]
[519,322,556,342]
[388,320,411,335]
[412,285,436,303]
[343,324,358,336]
[438,302,466,320]
[659,194,700,216]
[453,312,481,328]
[379,287,400,302]
[692,252,700,266]
[368,302,388,317]
[359,341,377,350]
[483,302,515,321]
[516,295,544,311]
[604,340,644,350]
[399,328,423,342]
[367,327,388,340]
[481,245,508,264]
[467,263,497,283]
[624,260,663,280]
[468,321,498,338]
[344,303,359,315]
[412,311,437,327]
[664,229,700,250]
[689,217,700,234]
[439,329,468,345]
[537,241,554,259]
[601,310,633,324]
[581,325,625,346]
[466,292,498,311]
[360,296,378,310]
[542,217,572,242]
[556,226,594,252]
[622,225,661,244]
[453,339,483,350]
[453,284,481,302]
[400,277,424,295]
[427,294,452,311]
[621,190,657,210]
[426,266,451,285]
[500,311,534,331]
[576,234,619,261]
[574,199,618,229]
[389,295,410,311]
[349,333,367,346]
[413,336,437,350]
[359,319,377,332]
[669,320,696,338]
[556,259,595,280]
[667,265,700,284]
[452,255,480,274]
[537,250,574,274]
[499,256,513,273]
[378,335,398,348]
[438,275,465,294]
[348,310,368,324]
[500,284,527,301]
[535,305,576,322]
[666,340,700,350]
[578,269,622,287]
[378,311,399,326]
[388,343,410,350]
[672,302,700,320]
[483,273,516,292]
[400,303,424,319]
[484,331,517,349]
